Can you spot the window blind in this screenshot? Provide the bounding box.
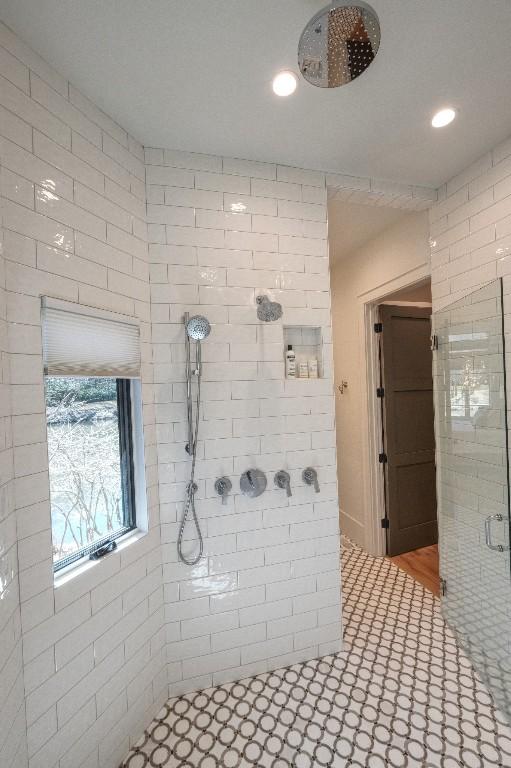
[41,302,141,378]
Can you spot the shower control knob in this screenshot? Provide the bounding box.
[302,467,320,493]
[275,470,292,498]
[215,477,232,505]
[240,469,267,498]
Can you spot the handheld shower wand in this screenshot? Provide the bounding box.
[178,313,211,566]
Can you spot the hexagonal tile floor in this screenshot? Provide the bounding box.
[120,544,511,767]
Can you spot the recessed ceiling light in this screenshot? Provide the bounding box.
[432,108,456,128]
[272,71,297,97]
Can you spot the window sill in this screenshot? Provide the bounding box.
[53,529,147,589]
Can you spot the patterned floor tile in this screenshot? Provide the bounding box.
[120,545,511,767]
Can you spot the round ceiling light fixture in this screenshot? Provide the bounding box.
[298,0,380,88]
[272,70,298,97]
[432,107,456,128]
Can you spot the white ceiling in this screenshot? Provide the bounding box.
[2,1,511,187]
[328,200,406,263]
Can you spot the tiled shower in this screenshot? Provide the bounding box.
[0,21,347,766]
[2,8,511,768]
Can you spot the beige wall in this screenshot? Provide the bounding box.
[330,210,430,550]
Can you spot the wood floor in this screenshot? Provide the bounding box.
[389,544,440,597]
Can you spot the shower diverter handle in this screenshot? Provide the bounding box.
[302,467,320,493]
[215,477,232,506]
[275,470,292,497]
[240,469,267,498]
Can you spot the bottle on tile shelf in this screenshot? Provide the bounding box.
[285,345,296,378]
[308,358,318,378]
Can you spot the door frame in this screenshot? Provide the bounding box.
[359,265,432,556]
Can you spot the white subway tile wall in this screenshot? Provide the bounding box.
[429,150,511,718]
[327,173,437,211]
[146,147,343,695]
[429,138,511,308]
[0,159,29,768]
[0,22,164,768]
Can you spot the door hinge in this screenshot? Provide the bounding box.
[440,577,447,596]
[374,322,383,333]
[430,334,438,351]
[376,387,384,398]
[381,518,389,529]
[378,453,387,464]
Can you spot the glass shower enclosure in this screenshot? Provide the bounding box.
[434,278,511,719]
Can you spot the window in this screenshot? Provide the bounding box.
[46,376,136,570]
[41,298,142,572]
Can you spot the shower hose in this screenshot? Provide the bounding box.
[177,346,204,566]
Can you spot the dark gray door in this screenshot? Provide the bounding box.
[379,305,437,556]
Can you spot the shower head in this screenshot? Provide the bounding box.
[185,315,211,340]
[298,1,380,89]
[256,295,283,323]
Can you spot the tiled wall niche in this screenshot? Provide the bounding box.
[284,325,323,378]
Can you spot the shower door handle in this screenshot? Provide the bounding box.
[484,514,510,552]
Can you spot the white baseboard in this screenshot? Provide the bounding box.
[339,508,366,549]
